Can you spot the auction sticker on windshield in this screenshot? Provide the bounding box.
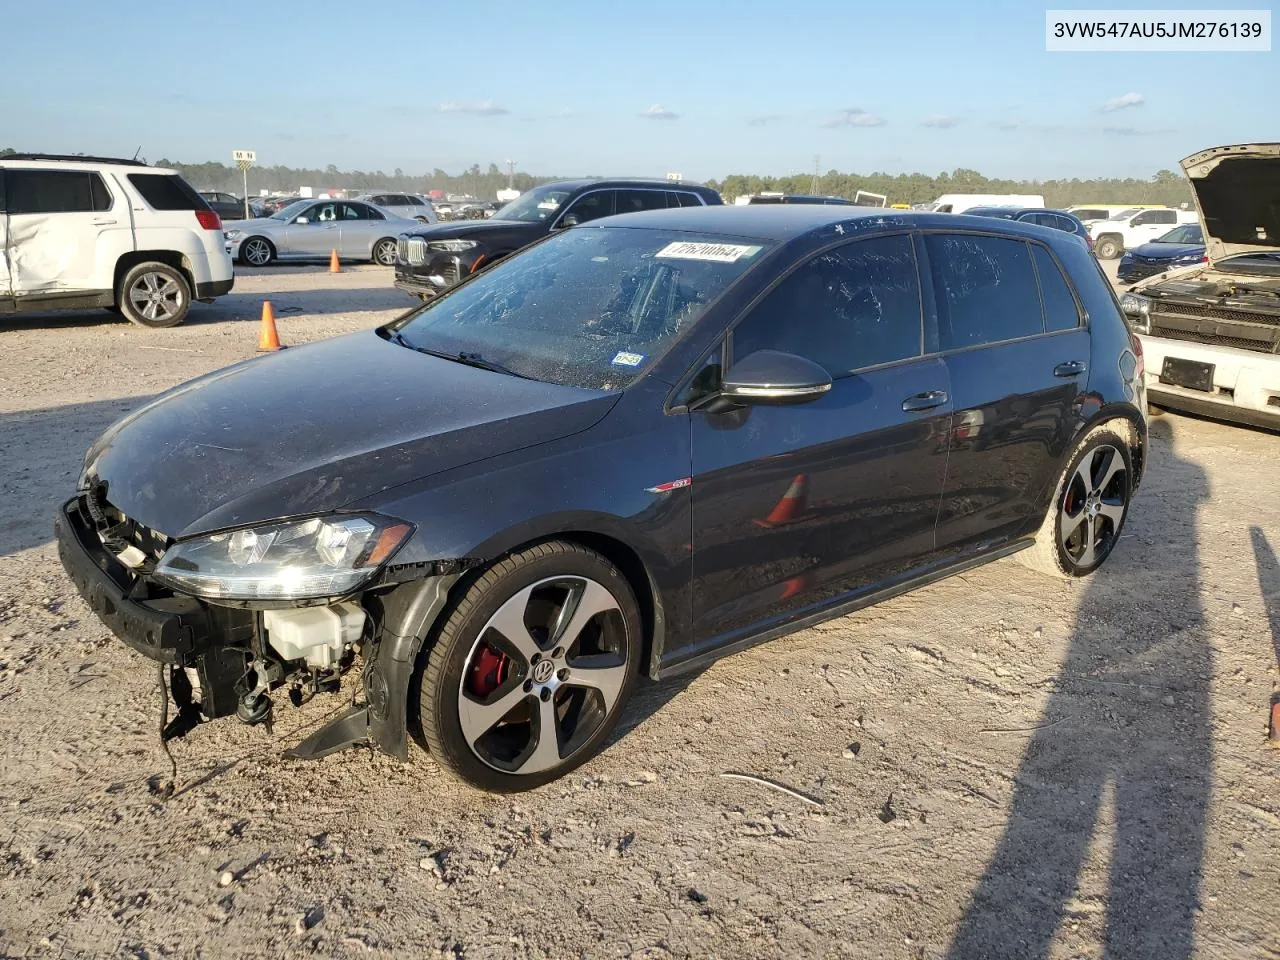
[656,241,762,262]
[611,351,646,367]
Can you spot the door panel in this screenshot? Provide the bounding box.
[691,359,953,642]
[935,331,1089,554]
[688,232,950,646]
[284,203,341,257]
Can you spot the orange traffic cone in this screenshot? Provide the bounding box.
[755,475,813,528]
[780,572,810,600]
[329,248,341,273]
[257,300,282,352]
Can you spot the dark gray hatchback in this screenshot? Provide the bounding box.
[57,206,1147,792]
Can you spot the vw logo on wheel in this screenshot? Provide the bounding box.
[532,659,555,684]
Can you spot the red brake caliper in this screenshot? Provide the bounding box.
[467,643,510,697]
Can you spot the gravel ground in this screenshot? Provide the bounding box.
[1,261,1277,959]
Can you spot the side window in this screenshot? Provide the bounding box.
[7,170,113,214]
[926,233,1044,349]
[365,205,385,220]
[562,191,614,224]
[340,203,368,220]
[674,191,704,208]
[1032,245,1081,333]
[732,234,924,377]
[615,189,668,215]
[1153,209,1176,224]
[311,203,337,222]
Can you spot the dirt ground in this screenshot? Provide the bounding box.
[0,262,1277,960]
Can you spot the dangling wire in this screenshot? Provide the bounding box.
[155,664,178,800]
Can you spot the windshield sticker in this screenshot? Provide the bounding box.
[611,351,646,368]
[656,241,762,263]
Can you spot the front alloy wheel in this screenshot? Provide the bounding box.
[373,238,398,266]
[418,542,641,791]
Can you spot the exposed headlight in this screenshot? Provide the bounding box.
[1119,292,1151,332]
[224,229,244,240]
[154,514,413,601]
[427,239,478,252]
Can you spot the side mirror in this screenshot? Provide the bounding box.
[556,213,580,230]
[721,350,832,405]
[294,216,310,224]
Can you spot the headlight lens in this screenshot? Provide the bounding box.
[427,239,478,252]
[224,229,244,240]
[154,514,413,601]
[1118,293,1151,332]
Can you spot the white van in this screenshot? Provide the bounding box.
[1,154,235,327]
[929,193,1045,214]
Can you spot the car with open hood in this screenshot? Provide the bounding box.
[393,178,722,300]
[1120,143,1280,430]
[57,205,1146,791]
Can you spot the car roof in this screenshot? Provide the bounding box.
[535,178,715,192]
[0,154,177,174]
[577,205,1078,244]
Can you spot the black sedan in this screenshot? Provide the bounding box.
[56,206,1146,791]
[963,207,1093,253]
[394,178,722,299]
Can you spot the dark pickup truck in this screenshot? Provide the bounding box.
[393,178,722,299]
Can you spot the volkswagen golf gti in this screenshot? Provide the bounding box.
[56,205,1147,792]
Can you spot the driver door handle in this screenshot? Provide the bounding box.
[902,390,949,412]
[1054,360,1087,378]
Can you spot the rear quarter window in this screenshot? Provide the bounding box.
[1032,245,1082,332]
[127,173,209,211]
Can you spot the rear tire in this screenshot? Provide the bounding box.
[1095,235,1123,260]
[417,541,642,792]
[1018,425,1133,579]
[117,262,192,328]
[373,238,398,266]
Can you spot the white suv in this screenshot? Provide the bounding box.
[0,154,234,327]
[1088,207,1199,260]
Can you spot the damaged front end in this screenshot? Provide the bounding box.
[55,487,471,761]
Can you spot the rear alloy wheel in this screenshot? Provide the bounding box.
[373,238,398,266]
[118,262,191,328]
[1019,427,1133,578]
[1095,234,1123,260]
[239,236,275,267]
[418,542,641,791]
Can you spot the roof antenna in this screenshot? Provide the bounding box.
[132,145,143,162]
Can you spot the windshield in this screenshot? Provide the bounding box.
[491,186,574,222]
[1154,224,1202,244]
[386,227,773,390]
[270,199,313,221]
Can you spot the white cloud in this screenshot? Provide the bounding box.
[436,100,509,116]
[640,104,679,120]
[823,107,885,129]
[922,115,959,128]
[1101,92,1145,112]
[747,114,786,127]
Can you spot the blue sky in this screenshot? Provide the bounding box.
[3,0,1271,181]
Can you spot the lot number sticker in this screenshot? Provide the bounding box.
[656,241,762,262]
[611,351,646,367]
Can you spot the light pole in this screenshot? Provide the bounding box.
[505,158,515,190]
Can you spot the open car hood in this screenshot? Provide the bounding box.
[1181,143,1280,263]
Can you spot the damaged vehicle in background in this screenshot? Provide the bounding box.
[57,205,1146,792]
[1121,143,1280,431]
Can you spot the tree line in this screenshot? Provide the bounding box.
[1,148,1193,207]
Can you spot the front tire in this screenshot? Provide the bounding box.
[1095,234,1123,260]
[373,238,398,266]
[1018,425,1133,579]
[418,541,642,792]
[117,262,192,328]
[239,236,275,267]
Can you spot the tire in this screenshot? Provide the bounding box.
[117,262,192,328]
[1095,235,1123,260]
[418,541,642,792]
[372,237,398,266]
[239,236,275,267]
[1018,425,1134,579]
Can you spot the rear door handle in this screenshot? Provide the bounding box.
[92,218,117,225]
[1054,360,1087,378]
[902,390,949,412]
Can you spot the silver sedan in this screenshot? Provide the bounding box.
[224,199,419,266]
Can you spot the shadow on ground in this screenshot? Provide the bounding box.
[947,419,1213,958]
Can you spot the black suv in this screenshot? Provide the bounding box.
[58,206,1146,792]
[393,178,722,299]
